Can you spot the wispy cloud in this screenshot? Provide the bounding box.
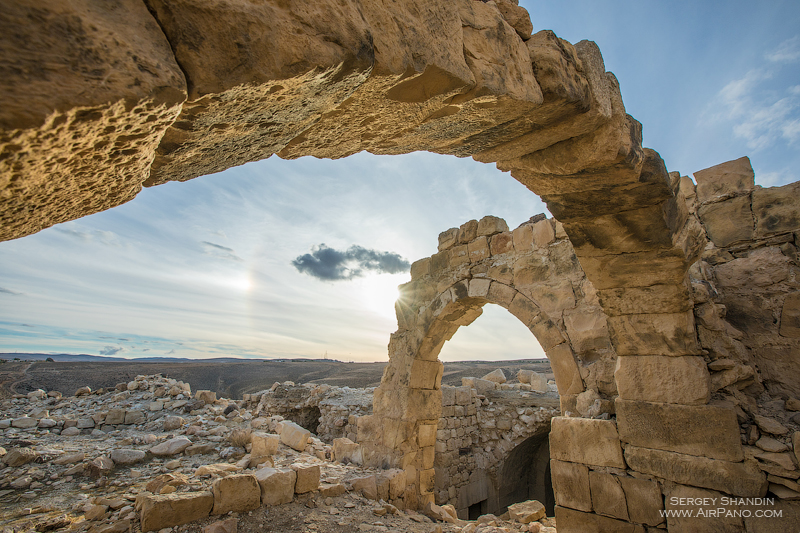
[56,227,122,246]
[293,244,411,281]
[767,36,800,63]
[711,36,800,151]
[99,346,123,355]
[0,287,22,295]
[201,241,242,262]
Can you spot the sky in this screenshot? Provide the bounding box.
[1,1,798,362]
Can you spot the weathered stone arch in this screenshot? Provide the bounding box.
[1,1,774,530]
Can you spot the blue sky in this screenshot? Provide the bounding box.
[1,1,798,361]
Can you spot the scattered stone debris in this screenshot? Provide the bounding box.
[1,374,559,532]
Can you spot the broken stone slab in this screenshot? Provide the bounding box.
[251,432,280,457]
[617,476,663,527]
[279,420,311,452]
[291,463,320,494]
[254,467,296,506]
[693,156,755,204]
[481,368,507,384]
[11,417,38,429]
[2,447,37,467]
[549,417,625,468]
[211,473,260,514]
[588,471,628,521]
[624,445,767,497]
[615,399,744,461]
[550,460,591,512]
[614,355,710,405]
[139,491,213,532]
[203,517,238,533]
[753,414,790,436]
[555,506,642,533]
[110,449,146,465]
[332,437,362,465]
[507,500,546,523]
[698,195,755,247]
[150,436,192,456]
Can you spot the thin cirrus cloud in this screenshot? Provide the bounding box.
[713,36,800,152]
[292,244,411,281]
[201,241,243,262]
[99,346,124,356]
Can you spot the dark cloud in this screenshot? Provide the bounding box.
[0,287,22,295]
[100,346,123,356]
[201,241,242,262]
[292,244,410,281]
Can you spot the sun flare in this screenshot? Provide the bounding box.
[359,274,403,321]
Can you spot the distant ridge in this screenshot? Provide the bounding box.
[0,353,280,363]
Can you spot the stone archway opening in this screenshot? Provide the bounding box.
[434,301,558,519]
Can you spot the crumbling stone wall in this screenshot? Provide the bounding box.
[435,384,558,518]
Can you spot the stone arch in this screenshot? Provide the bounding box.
[1,2,763,530]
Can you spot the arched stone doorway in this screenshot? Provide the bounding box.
[497,432,554,516]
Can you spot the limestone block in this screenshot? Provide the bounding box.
[512,224,534,252]
[195,390,217,404]
[563,306,612,355]
[458,220,478,244]
[468,237,490,262]
[203,518,237,533]
[549,417,625,468]
[753,181,800,238]
[607,310,698,356]
[379,469,406,500]
[714,247,790,288]
[449,244,470,267]
[105,409,127,425]
[615,355,710,405]
[507,500,546,523]
[531,219,556,248]
[438,228,459,251]
[753,414,790,436]
[291,463,320,494]
[547,343,585,396]
[490,232,514,255]
[139,491,213,532]
[597,283,692,316]
[333,438,362,465]
[664,485,742,533]
[110,449,146,465]
[125,411,147,426]
[589,471,628,521]
[694,156,755,203]
[455,387,471,405]
[410,258,430,280]
[3,448,37,467]
[577,250,687,290]
[430,250,450,274]
[698,195,755,247]
[624,445,767,497]
[555,506,643,533]
[410,359,443,390]
[11,417,37,429]
[280,421,311,452]
[319,482,346,497]
[781,292,800,338]
[420,468,436,494]
[528,372,548,393]
[163,416,185,431]
[468,278,492,299]
[418,423,437,447]
[150,437,192,456]
[477,215,509,237]
[251,432,280,458]
[618,476,663,527]
[527,280,576,316]
[211,474,260,515]
[482,368,507,384]
[254,467,296,506]
[487,281,516,307]
[616,399,743,461]
[442,386,456,407]
[352,475,378,500]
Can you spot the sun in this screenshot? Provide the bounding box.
[358,274,403,321]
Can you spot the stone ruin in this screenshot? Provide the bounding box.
[2,1,800,531]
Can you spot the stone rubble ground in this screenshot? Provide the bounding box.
[0,374,557,533]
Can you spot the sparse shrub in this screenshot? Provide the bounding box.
[228,428,252,448]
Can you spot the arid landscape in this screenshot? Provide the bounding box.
[0,356,553,400]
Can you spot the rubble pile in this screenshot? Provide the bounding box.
[1,374,558,533]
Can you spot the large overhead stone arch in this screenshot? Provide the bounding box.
[3,1,789,530]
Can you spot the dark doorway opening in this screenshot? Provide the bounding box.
[468,499,488,520]
[496,431,555,516]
